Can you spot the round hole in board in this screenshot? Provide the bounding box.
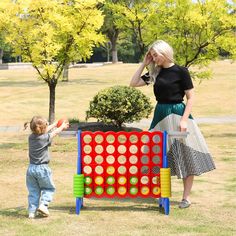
[129,135,138,143]
[118,134,127,144]
[95,155,103,164]
[95,134,104,144]
[84,145,92,154]
[84,155,92,164]
[152,134,161,143]
[129,155,138,164]
[83,134,92,144]
[106,134,115,144]
[141,134,149,143]
[118,145,126,154]
[141,155,149,164]
[141,145,149,154]
[106,155,115,164]
[106,145,115,154]
[129,145,138,154]
[95,145,103,154]
[118,155,126,164]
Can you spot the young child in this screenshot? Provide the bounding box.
[25,116,69,219]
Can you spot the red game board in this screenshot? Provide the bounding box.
[81,131,163,198]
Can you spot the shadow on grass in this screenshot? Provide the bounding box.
[0,143,16,149]
[50,198,180,214]
[0,199,180,218]
[0,81,42,87]
[0,206,27,219]
[72,78,108,85]
[50,205,168,215]
[0,143,26,150]
[81,205,159,212]
[0,206,69,219]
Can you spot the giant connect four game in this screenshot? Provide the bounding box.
[73,130,171,215]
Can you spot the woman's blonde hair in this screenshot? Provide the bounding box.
[27,116,48,135]
[147,40,174,83]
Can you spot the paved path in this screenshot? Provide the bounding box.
[125,116,236,130]
[0,116,236,133]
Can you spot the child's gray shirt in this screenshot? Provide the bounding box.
[28,133,52,164]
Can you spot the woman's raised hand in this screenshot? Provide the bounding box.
[143,51,153,66]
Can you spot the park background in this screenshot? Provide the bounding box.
[0,0,236,236]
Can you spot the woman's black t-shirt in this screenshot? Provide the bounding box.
[141,64,193,103]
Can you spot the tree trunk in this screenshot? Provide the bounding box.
[48,80,57,124]
[0,49,3,64]
[62,63,69,82]
[112,46,118,63]
[106,41,111,62]
[111,38,118,63]
[108,28,119,63]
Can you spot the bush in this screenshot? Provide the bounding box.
[68,118,80,124]
[86,85,153,127]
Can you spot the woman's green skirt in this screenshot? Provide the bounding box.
[150,103,216,179]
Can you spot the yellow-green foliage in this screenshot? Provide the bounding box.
[110,0,236,79]
[0,0,105,122]
[150,0,236,66]
[0,0,105,81]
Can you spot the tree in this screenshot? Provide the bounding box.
[111,0,236,79]
[99,0,154,63]
[0,35,11,64]
[0,0,104,123]
[0,41,4,64]
[111,0,153,56]
[101,0,121,63]
[146,0,236,79]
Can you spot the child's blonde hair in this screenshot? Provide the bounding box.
[147,40,174,83]
[28,116,48,135]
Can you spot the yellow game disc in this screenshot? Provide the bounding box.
[118,186,127,195]
[118,176,127,185]
[106,166,115,175]
[152,186,161,195]
[141,186,150,195]
[95,176,104,185]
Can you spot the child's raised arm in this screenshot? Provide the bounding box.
[50,120,69,138]
[46,121,57,132]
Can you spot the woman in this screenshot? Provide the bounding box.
[130,40,215,208]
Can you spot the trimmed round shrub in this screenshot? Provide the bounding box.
[86,85,153,127]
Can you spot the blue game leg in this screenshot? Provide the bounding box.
[81,198,84,208]
[75,130,84,215]
[159,197,163,208]
[76,197,82,215]
[163,198,170,215]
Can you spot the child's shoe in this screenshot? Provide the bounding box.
[28,212,36,219]
[37,204,49,217]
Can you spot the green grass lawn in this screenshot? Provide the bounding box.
[0,60,235,125]
[0,123,235,236]
[0,61,235,236]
